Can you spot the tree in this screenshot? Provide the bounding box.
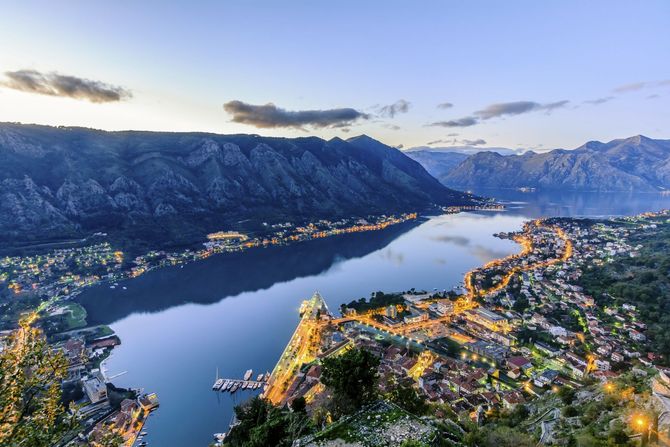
[225,397,312,447]
[0,317,76,446]
[558,386,576,405]
[386,380,428,416]
[290,396,306,414]
[320,348,380,416]
[90,425,124,447]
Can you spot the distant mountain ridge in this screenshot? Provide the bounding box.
[0,123,473,250]
[407,135,670,192]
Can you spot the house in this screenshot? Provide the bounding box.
[629,329,646,342]
[502,390,526,409]
[611,352,624,363]
[83,372,108,404]
[533,369,559,387]
[507,356,533,372]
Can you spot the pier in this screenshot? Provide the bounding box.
[213,379,267,393]
[212,371,270,393]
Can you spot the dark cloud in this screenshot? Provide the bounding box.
[377,99,410,118]
[223,100,369,129]
[461,138,486,146]
[396,144,404,149]
[437,102,454,109]
[427,116,478,127]
[584,96,615,105]
[426,139,451,145]
[475,100,569,119]
[2,69,131,103]
[447,133,459,137]
[647,94,660,100]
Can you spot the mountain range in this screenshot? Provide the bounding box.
[0,123,473,251]
[407,135,670,192]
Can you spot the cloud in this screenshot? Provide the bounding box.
[396,144,404,149]
[379,249,404,265]
[1,69,131,103]
[461,138,486,146]
[475,100,569,119]
[377,99,410,118]
[647,94,660,100]
[437,102,453,109]
[613,79,670,93]
[427,116,478,127]
[426,137,486,147]
[383,124,401,130]
[584,96,615,106]
[540,100,570,113]
[430,235,470,246]
[613,82,648,93]
[223,100,369,129]
[471,245,511,263]
[447,133,459,136]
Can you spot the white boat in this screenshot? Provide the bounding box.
[212,379,224,391]
[220,380,230,391]
[243,369,253,381]
[256,374,263,382]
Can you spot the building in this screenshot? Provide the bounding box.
[83,372,108,404]
[385,305,398,319]
[404,310,428,324]
[467,308,510,332]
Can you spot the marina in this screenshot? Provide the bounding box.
[212,370,269,393]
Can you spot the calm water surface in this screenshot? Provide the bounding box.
[77,191,670,447]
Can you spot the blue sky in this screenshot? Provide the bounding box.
[0,1,668,149]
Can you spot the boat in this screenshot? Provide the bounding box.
[212,378,224,391]
[140,431,147,436]
[256,374,263,382]
[230,383,239,393]
[225,381,234,391]
[263,372,270,382]
[243,369,253,381]
[220,380,230,391]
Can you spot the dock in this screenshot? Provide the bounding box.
[212,372,269,393]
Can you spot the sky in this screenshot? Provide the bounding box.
[0,0,669,150]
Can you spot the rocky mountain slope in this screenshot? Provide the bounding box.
[403,150,468,182]
[0,123,472,250]
[408,136,670,191]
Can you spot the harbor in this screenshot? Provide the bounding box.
[212,369,270,394]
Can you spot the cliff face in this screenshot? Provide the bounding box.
[0,123,472,249]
